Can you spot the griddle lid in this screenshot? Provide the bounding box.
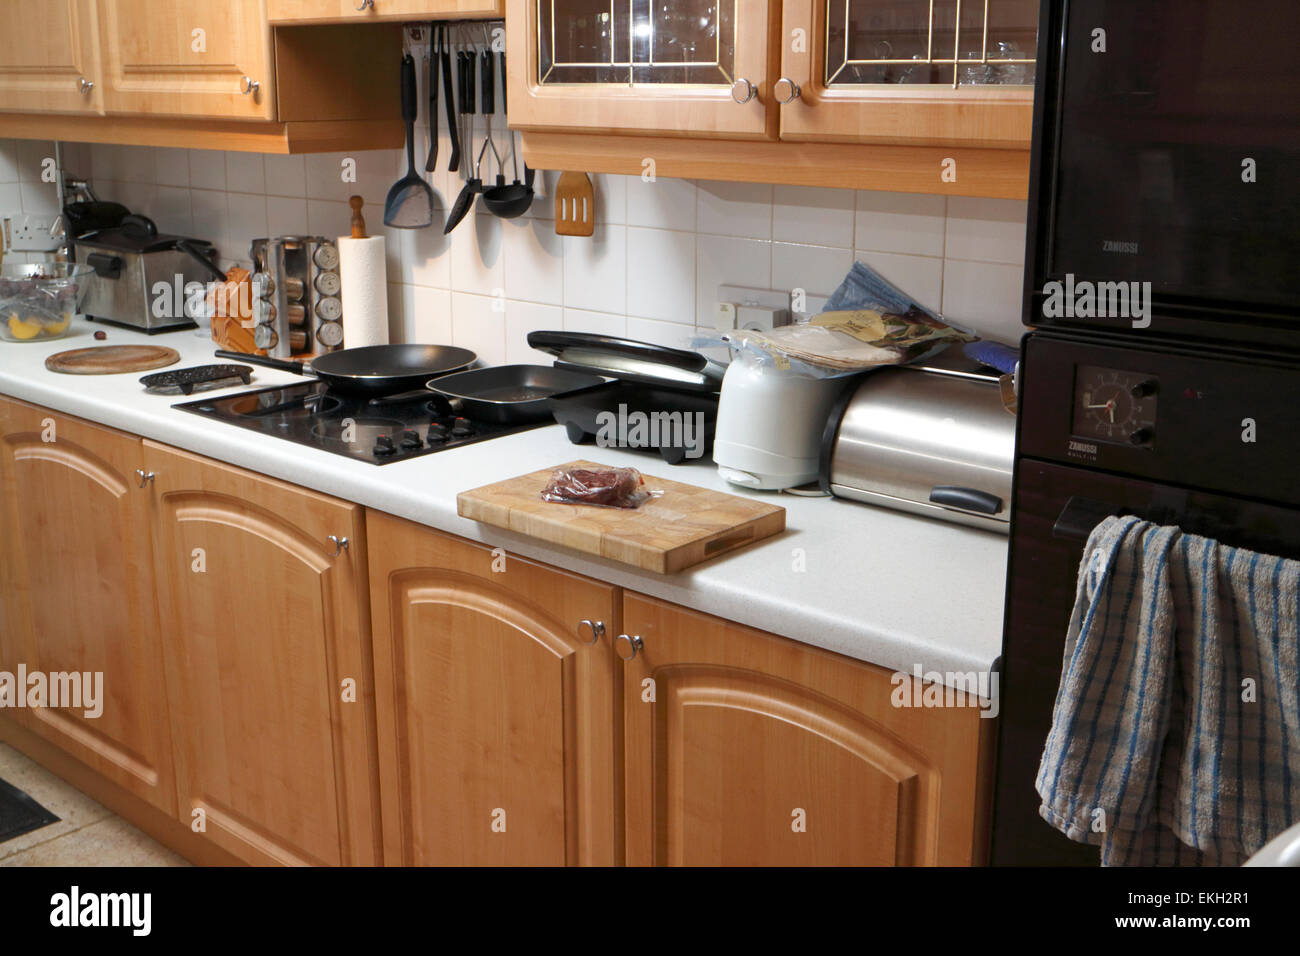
[526,330,725,392]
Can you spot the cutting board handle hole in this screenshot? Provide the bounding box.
[704,527,754,556]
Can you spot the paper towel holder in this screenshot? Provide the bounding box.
[349,195,367,240]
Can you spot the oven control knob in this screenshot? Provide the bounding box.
[1128,427,1154,446]
[399,429,422,449]
[1130,379,1158,398]
[426,422,449,443]
[374,434,396,456]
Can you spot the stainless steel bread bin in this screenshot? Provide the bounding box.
[820,363,1016,532]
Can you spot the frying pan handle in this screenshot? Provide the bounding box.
[215,349,306,375]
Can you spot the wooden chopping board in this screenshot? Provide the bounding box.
[458,460,785,574]
[45,345,181,375]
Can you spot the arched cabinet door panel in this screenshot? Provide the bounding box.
[622,593,991,866]
[366,511,620,866]
[143,440,379,866]
[0,400,174,813]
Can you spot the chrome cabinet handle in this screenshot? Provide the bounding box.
[78,77,94,94]
[356,0,374,9]
[328,535,349,556]
[773,77,802,104]
[240,76,260,95]
[730,77,756,104]
[577,619,605,645]
[135,469,155,488]
[615,633,643,661]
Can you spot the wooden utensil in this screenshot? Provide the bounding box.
[458,459,785,573]
[554,172,595,236]
[45,345,181,375]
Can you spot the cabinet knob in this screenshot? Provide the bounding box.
[328,534,349,556]
[240,76,260,96]
[135,469,155,488]
[773,77,802,104]
[356,0,374,9]
[730,77,757,104]
[577,619,605,645]
[615,633,643,661]
[78,77,94,95]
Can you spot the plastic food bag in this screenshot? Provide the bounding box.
[541,466,661,509]
[723,260,974,378]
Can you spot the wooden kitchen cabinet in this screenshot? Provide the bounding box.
[506,0,779,139]
[0,0,103,115]
[778,0,1035,148]
[366,511,620,866]
[0,399,176,815]
[621,593,991,866]
[269,0,501,23]
[144,441,380,866]
[94,0,275,120]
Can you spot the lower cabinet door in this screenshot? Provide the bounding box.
[621,593,990,866]
[0,401,175,813]
[366,511,619,865]
[144,441,379,866]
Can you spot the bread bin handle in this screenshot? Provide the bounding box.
[929,485,1003,516]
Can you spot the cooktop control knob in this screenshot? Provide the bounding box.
[399,429,422,450]
[373,434,396,456]
[426,422,449,443]
[451,418,473,438]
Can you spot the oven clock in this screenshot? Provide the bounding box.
[1072,365,1158,446]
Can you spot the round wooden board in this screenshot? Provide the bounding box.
[45,345,182,375]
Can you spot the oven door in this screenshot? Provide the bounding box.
[1025,0,1300,347]
[990,456,1300,865]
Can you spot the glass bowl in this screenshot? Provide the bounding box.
[0,262,94,342]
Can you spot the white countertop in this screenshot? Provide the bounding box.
[0,319,1009,680]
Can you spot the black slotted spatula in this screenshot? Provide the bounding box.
[384,53,436,228]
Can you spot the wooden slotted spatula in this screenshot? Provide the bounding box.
[554,171,595,236]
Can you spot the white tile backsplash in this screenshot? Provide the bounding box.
[2,136,1030,350]
[945,196,1028,265]
[773,185,855,249]
[626,226,695,323]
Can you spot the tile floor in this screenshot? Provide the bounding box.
[0,743,188,867]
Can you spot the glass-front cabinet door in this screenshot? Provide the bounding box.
[779,0,1037,147]
[507,0,777,138]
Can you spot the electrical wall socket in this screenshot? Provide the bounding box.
[6,214,60,253]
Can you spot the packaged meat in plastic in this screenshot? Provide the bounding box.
[540,466,659,509]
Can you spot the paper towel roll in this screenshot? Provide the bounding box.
[338,235,388,348]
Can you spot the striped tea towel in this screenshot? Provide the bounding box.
[1036,515,1300,866]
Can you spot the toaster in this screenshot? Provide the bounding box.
[820,360,1016,533]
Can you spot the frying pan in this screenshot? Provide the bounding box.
[424,364,606,424]
[215,344,477,396]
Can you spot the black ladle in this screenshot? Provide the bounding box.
[480,53,534,220]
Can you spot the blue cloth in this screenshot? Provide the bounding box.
[1037,515,1300,866]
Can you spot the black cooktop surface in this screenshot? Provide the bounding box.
[174,382,544,464]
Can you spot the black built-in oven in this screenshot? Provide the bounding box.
[991,331,1300,865]
[1025,0,1300,350]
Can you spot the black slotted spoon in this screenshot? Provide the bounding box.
[384,53,437,228]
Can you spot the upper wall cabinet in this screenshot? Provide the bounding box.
[779,0,1035,148]
[507,0,778,138]
[0,0,103,114]
[95,0,275,120]
[269,0,502,23]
